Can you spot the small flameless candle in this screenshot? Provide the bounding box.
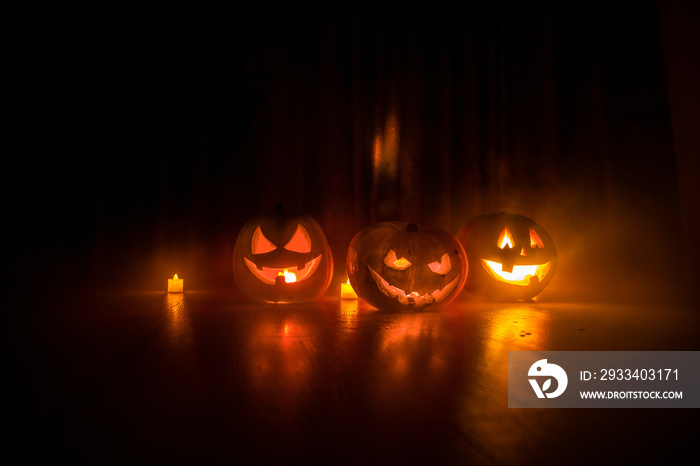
[168,274,183,293]
[341,278,358,299]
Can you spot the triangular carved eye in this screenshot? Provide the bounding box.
[529,228,544,248]
[251,226,277,254]
[384,249,412,270]
[428,253,452,275]
[498,227,514,249]
[283,224,312,253]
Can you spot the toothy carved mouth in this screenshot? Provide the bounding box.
[481,259,551,286]
[244,255,321,285]
[368,266,460,308]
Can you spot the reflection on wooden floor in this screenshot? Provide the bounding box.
[11,290,699,464]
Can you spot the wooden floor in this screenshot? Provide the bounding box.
[10,286,700,464]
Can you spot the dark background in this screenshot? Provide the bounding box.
[10,0,699,302]
[6,2,700,464]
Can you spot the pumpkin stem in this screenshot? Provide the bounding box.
[406,223,419,232]
[275,203,285,213]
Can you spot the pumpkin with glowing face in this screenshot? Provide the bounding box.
[233,206,333,303]
[347,222,467,311]
[456,212,557,300]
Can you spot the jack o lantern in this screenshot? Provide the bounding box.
[346,222,467,311]
[233,205,333,303]
[456,212,557,300]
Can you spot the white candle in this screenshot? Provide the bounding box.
[168,274,183,293]
[341,278,358,299]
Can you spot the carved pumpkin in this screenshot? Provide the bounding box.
[456,212,557,300]
[346,222,467,311]
[233,205,333,303]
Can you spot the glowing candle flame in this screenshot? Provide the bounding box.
[278,269,297,283]
[341,278,358,299]
[168,274,183,293]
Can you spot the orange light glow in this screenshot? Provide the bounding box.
[383,249,412,270]
[341,278,358,299]
[529,228,544,248]
[482,259,551,286]
[394,257,411,268]
[278,269,298,283]
[372,114,399,195]
[166,292,184,311]
[168,274,183,293]
[244,255,321,285]
[283,224,312,253]
[428,253,452,274]
[251,226,277,254]
[498,227,514,249]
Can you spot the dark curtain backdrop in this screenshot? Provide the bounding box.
[13,1,698,301]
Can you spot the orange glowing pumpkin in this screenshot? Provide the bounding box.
[233,205,333,303]
[346,222,467,311]
[456,212,557,300]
